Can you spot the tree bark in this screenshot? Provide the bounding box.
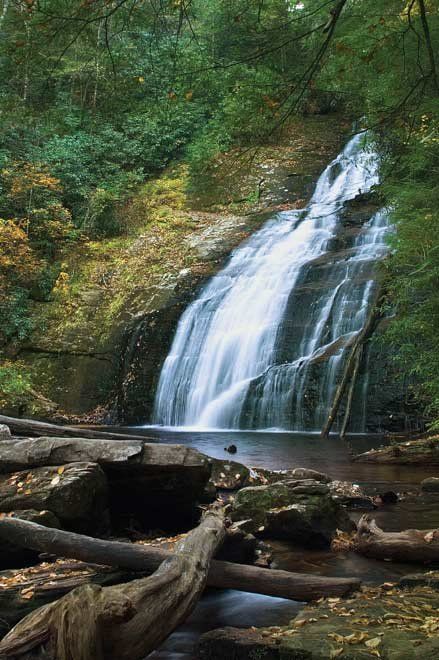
[0,517,361,602]
[355,515,439,563]
[0,506,226,660]
[0,415,154,442]
[418,0,439,91]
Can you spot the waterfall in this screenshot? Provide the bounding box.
[153,133,390,431]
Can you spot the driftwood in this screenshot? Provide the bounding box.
[0,415,153,442]
[0,505,226,660]
[0,517,361,601]
[321,287,381,439]
[356,515,439,563]
[0,561,139,634]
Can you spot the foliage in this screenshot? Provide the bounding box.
[0,361,33,410]
[0,0,437,422]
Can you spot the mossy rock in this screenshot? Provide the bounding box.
[230,480,353,547]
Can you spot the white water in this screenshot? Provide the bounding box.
[153,134,389,430]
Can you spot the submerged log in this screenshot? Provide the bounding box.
[0,505,226,660]
[0,517,361,601]
[0,415,152,442]
[356,515,439,562]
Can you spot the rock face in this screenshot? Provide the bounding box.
[229,479,354,548]
[0,462,109,534]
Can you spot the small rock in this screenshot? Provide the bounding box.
[225,444,237,455]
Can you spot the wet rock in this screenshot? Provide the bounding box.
[0,462,109,534]
[0,509,61,568]
[399,571,439,589]
[230,480,354,547]
[199,627,279,660]
[0,425,11,441]
[330,480,375,510]
[200,585,439,659]
[249,466,331,486]
[225,444,237,454]
[209,458,250,490]
[421,477,439,492]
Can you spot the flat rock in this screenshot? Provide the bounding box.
[0,462,109,534]
[199,585,439,659]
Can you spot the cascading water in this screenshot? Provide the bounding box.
[153,133,390,431]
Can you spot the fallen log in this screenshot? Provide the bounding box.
[0,561,139,634]
[0,517,361,601]
[0,505,226,660]
[355,514,439,563]
[353,436,439,464]
[0,414,153,442]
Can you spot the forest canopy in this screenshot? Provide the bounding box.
[0,0,438,425]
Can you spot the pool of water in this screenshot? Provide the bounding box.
[94,428,439,659]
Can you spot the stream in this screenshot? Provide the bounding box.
[108,428,439,660]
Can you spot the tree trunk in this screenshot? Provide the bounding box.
[339,345,362,440]
[0,415,154,442]
[0,517,361,602]
[0,506,226,660]
[355,514,439,563]
[321,286,381,438]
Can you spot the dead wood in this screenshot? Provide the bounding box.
[0,415,152,442]
[0,505,226,660]
[355,514,439,563]
[0,517,361,603]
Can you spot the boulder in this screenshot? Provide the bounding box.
[230,479,354,547]
[0,425,11,441]
[421,477,439,492]
[0,437,212,530]
[0,462,109,534]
